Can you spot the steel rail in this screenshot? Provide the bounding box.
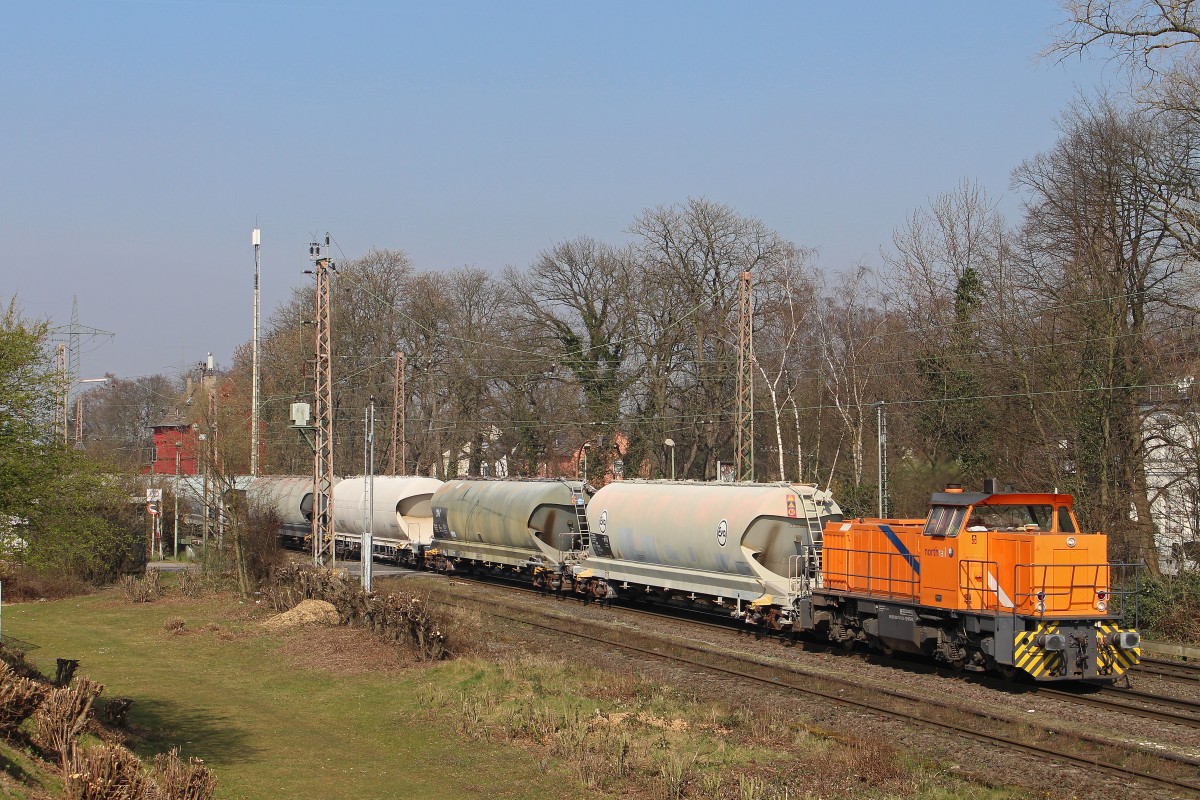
[1138,657,1200,682]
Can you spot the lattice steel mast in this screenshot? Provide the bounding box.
[876,401,890,518]
[54,344,68,444]
[68,298,80,399]
[251,227,262,476]
[390,351,405,475]
[735,271,754,482]
[310,235,336,566]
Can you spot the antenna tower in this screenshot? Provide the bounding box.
[735,271,754,482]
[310,235,336,566]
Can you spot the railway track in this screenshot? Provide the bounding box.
[1138,655,1200,682]
[400,565,1200,739]
[615,597,1200,731]
[444,589,1200,798]
[1039,683,1200,729]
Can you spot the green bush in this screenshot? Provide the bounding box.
[1122,571,1200,642]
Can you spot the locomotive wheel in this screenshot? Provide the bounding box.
[996,665,1017,681]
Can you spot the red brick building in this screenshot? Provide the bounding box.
[146,414,199,476]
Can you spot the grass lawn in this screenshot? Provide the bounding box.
[2,587,567,800]
[0,582,1031,800]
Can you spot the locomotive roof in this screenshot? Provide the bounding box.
[929,492,1074,507]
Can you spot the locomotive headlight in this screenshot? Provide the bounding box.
[1096,601,1107,612]
[1035,601,1046,613]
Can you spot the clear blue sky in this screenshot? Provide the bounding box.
[3,1,1113,379]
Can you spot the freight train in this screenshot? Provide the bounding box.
[248,475,1142,682]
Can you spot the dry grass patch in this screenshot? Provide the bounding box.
[412,652,921,799]
[271,625,420,676]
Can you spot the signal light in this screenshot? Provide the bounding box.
[1036,590,1045,601]
[1097,590,1107,600]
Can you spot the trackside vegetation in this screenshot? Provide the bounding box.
[0,299,143,594]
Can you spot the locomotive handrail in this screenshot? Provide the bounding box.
[958,559,1003,612]
[788,548,823,595]
[1007,561,1139,618]
[820,544,920,602]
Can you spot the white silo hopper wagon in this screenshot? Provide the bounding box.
[429,479,589,575]
[245,475,338,549]
[580,481,842,621]
[333,476,444,564]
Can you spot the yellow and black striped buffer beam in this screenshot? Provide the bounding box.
[1013,623,1064,679]
[1095,620,1141,677]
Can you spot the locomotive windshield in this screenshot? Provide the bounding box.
[966,504,1054,532]
[923,505,967,537]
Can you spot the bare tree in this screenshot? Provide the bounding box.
[81,374,180,470]
[752,247,820,481]
[631,198,796,479]
[883,181,1010,482]
[1013,98,1199,571]
[1048,1,1200,71]
[504,237,635,481]
[816,267,886,494]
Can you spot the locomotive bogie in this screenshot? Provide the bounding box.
[808,593,1141,678]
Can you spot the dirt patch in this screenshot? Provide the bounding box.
[272,625,420,676]
[260,599,338,630]
[593,711,690,732]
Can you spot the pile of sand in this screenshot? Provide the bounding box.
[261,599,340,630]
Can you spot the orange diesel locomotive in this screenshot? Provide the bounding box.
[809,486,1142,681]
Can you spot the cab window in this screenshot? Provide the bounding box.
[1057,506,1076,534]
[969,504,1053,532]
[923,505,966,537]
